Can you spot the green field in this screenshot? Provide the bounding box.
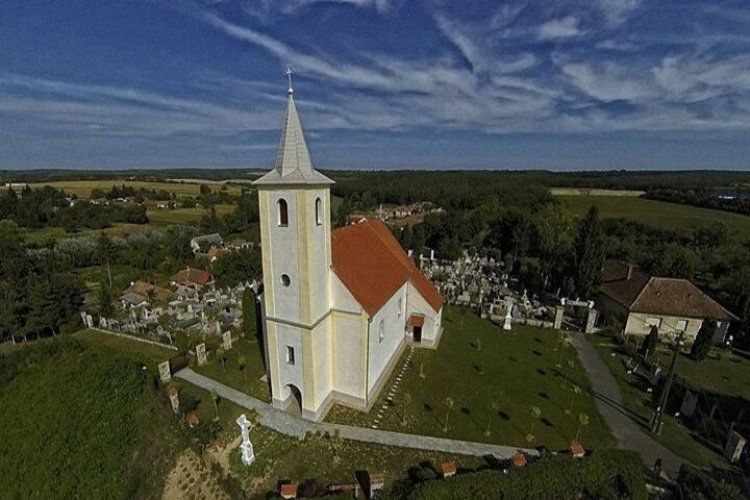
[0,338,183,498]
[27,179,244,198]
[559,195,750,240]
[327,306,617,452]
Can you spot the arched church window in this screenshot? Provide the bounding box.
[378,319,385,343]
[315,197,322,226]
[278,199,288,227]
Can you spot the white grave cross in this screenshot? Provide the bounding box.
[236,414,255,466]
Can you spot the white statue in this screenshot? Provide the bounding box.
[236,414,255,466]
[503,297,513,331]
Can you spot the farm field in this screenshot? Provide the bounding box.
[27,179,245,198]
[550,188,644,197]
[558,195,750,240]
[326,306,617,452]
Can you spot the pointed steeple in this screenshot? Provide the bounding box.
[253,71,333,186]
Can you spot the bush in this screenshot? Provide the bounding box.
[677,464,745,500]
[407,450,647,500]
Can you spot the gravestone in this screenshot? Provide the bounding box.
[236,414,256,466]
[679,390,699,418]
[585,309,598,335]
[503,298,513,331]
[168,387,180,414]
[215,321,222,335]
[554,306,564,330]
[196,343,207,366]
[223,331,232,350]
[158,361,172,383]
[724,431,747,463]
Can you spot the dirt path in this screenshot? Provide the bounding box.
[162,448,229,500]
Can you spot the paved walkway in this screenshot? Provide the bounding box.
[175,368,538,460]
[566,332,684,473]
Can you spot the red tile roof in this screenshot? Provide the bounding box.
[122,280,174,303]
[331,219,443,316]
[408,314,425,328]
[172,267,213,287]
[441,461,457,477]
[600,260,737,321]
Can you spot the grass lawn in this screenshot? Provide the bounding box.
[191,336,272,403]
[73,328,177,368]
[176,381,487,498]
[588,334,745,470]
[28,179,244,198]
[327,306,617,452]
[558,195,750,241]
[146,203,234,226]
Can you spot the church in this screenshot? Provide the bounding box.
[253,79,444,421]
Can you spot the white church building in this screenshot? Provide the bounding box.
[253,80,444,421]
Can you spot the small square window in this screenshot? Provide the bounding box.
[286,346,295,365]
[676,319,688,331]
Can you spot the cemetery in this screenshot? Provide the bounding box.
[326,305,617,452]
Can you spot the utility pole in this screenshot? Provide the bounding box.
[651,330,685,435]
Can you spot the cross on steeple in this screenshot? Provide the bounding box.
[285,65,295,95]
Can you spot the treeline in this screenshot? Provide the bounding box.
[0,186,148,231]
[0,221,86,343]
[643,188,750,216]
[91,184,173,201]
[198,189,259,237]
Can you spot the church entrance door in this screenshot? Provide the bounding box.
[285,384,302,417]
[413,326,422,343]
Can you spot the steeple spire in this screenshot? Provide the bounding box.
[252,70,333,186]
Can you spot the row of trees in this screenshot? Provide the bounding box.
[0,185,148,231]
[644,188,750,217]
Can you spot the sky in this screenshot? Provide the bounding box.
[1,0,750,171]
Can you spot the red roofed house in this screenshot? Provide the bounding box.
[171,266,214,292]
[252,80,443,422]
[599,260,737,344]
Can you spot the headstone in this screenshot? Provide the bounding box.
[168,387,179,414]
[236,414,256,466]
[679,390,699,418]
[503,298,513,331]
[554,306,564,330]
[585,309,598,334]
[86,314,94,328]
[158,361,172,383]
[724,431,747,463]
[99,316,108,328]
[223,331,232,350]
[215,321,222,335]
[196,343,207,366]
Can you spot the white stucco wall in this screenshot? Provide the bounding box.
[405,283,442,343]
[332,312,366,400]
[302,188,331,323]
[309,317,332,410]
[624,312,703,341]
[331,272,362,314]
[272,322,305,402]
[367,283,408,396]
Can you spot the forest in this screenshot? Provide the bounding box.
[644,188,750,217]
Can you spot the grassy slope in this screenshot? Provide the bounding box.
[0,339,183,499]
[327,306,617,452]
[558,195,750,241]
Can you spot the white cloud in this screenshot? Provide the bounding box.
[538,16,581,41]
[598,0,641,25]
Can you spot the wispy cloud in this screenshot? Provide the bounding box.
[538,16,582,41]
[597,0,641,25]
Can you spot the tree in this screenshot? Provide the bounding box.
[242,287,258,340]
[575,412,590,442]
[690,320,715,361]
[527,406,541,442]
[443,397,455,432]
[216,347,226,373]
[401,392,412,426]
[238,354,247,383]
[642,325,658,360]
[210,388,219,421]
[571,205,604,298]
[97,282,114,317]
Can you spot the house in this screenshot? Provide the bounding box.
[119,281,174,308]
[190,233,223,253]
[252,80,443,422]
[207,245,231,262]
[598,260,737,344]
[171,267,214,291]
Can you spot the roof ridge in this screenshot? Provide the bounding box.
[628,276,654,311]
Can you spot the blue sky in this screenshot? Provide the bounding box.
[1,0,749,170]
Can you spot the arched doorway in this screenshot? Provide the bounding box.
[285,384,302,417]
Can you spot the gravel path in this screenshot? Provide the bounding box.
[176,368,538,460]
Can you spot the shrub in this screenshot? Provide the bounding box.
[677,464,745,500]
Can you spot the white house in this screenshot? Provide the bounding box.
[253,81,443,422]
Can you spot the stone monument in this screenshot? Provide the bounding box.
[158,360,172,383]
[168,386,179,414]
[223,331,232,350]
[585,309,598,335]
[196,343,207,366]
[236,414,256,466]
[554,306,564,330]
[503,297,513,331]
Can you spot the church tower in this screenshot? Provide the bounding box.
[253,70,334,420]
